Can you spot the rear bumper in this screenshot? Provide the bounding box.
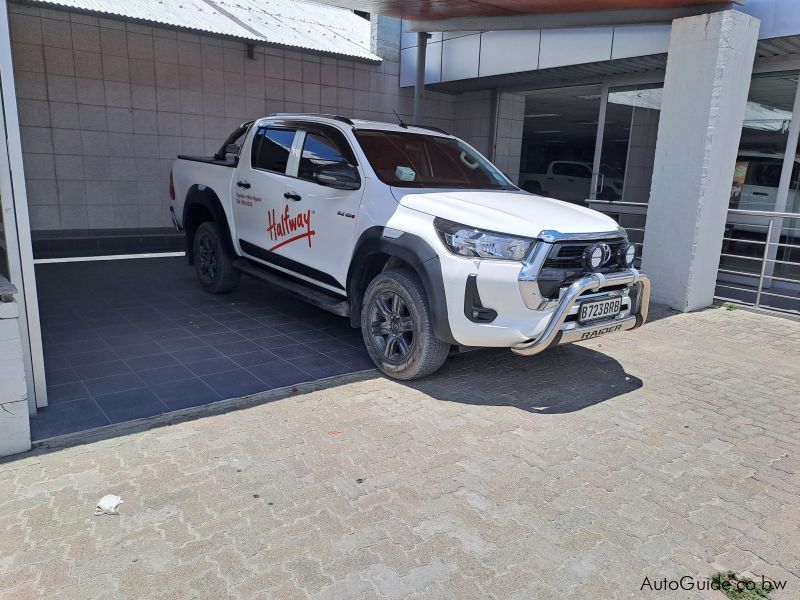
[511,269,650,356]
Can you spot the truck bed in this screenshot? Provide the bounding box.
[171,156,238,230]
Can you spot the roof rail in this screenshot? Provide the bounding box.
[270,113,354,126]
[406,123,449,135]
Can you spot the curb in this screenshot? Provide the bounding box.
[29,369,378,452]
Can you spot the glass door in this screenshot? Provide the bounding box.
[588,83,664,247]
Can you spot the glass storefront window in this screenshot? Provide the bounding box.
[602,84,663,204]
[518,84,603,204]
[776,127,800,283]
[590,83,664,245]
[729,72,797,212]
[718,72,800,310]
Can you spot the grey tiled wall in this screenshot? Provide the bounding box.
[9,3,457,231]
[452,90,493,158]
[493,93,525,185]
[451,90,524,185]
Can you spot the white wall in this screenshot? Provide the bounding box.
[401,24,672,87]
[741,0,800,39]
[400,0,800,87]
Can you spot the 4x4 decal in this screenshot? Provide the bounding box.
[267,205,315,251]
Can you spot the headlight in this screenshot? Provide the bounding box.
[434,218,533,261]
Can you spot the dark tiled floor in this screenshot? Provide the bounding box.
[31,257,374,440]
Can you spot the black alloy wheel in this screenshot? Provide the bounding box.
[360,270,450,380]
[192,221,240,294]
[370,291,415,363]
[196,228,217,284]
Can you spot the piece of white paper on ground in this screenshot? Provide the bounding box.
[94,494,123,515]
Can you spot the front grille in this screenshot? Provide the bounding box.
[538,238,627,299]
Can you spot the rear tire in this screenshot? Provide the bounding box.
[360,270,449,380]
[193,221,240,294]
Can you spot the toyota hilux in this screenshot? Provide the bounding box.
[170,114,650,380]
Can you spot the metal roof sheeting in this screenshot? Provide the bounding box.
[29,0,380,62]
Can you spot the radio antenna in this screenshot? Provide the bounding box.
[392,109,408,128]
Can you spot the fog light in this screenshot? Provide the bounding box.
[583,243,608,272]
[619,243,637,267]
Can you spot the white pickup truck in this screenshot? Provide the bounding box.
[170,114,650,380]
[519,161,624,203]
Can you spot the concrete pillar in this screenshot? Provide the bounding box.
[642,10,759,311]
[0,281,31,456]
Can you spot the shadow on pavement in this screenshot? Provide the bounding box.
[404,344,643,414]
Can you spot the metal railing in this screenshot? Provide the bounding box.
[585,199,648,249]
[715,209,800,316]
[586,202,800,316]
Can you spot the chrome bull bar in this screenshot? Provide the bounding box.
[511,269,650,357]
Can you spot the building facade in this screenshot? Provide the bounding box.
[1,0,799,454]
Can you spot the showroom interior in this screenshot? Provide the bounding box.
[1,0,799,454]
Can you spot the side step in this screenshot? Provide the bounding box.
[233,258,350,317]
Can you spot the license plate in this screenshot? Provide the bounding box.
[579,297,621,323]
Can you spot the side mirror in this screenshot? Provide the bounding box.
[313,163,360,190]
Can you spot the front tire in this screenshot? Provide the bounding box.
[360,270,449,380]
[193,221,240,294]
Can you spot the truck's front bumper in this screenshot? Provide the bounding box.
[511,269,650,356]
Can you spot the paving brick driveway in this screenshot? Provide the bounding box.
[1,307,798,599]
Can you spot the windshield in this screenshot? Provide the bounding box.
[354,130,514,189]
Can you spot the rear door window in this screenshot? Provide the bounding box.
[251,127,296,173]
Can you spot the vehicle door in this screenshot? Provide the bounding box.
[233,123,297,259]
[557,162,593,202]
[274,124,364,292]
[737,158,780,211]
[548,162,587,202]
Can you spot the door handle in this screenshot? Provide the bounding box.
[237,181,251,189]
[284,192,302,201]
[752,192,769,197]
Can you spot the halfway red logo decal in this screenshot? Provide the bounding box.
[267,205,315,251]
